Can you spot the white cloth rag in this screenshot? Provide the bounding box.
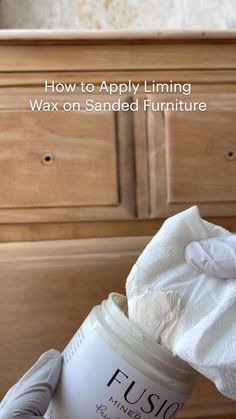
[126,206,236,400]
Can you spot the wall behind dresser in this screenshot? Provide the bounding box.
[0,0,236,30]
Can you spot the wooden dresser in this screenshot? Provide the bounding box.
[1,30,236,418]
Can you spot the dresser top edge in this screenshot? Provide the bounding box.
[0,29,236,45]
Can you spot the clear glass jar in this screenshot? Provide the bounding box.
[46,293,195,419]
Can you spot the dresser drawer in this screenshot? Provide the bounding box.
[0,90,135,222]
[147,94,236,217]
[0,110,118,207]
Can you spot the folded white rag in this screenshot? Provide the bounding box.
[126,206,236,400]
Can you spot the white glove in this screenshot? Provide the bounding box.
[185,235,236,279]
[0,349,62,419]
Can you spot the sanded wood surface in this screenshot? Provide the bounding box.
[0,236,149,397]
[1,70,236,86]
[166,108,236,203]
[147,94,236,218]
[0,110,117,207]
[0,92,135,222]
[1,44,236,72]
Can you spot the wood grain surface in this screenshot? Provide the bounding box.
[0,110,117,207]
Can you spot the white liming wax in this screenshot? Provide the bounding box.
[128,289,183,350]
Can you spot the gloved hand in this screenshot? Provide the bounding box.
[185,235,236,278]
[0,349,62,419]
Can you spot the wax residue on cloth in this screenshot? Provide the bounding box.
[128,289,183,349]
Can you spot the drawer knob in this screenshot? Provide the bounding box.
[41,153,54,165]
[224,149,236,161]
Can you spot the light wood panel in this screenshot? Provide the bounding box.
[148,94,236,218]
[2,70,236,87]
[0,236,149,398]
[0,95,136,222]
[0,110,118,208]
[0,216,235,243]
[0,44,236,72]
[166,108,236,204]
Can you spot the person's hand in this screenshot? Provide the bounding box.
[185,235,236,278]
[0,349,62,419]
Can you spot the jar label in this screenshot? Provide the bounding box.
[46,317,189,419]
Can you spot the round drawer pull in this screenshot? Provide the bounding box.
[224,149,236,161]
[41,153,54,165]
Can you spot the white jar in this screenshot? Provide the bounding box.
[46,293,195,419]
